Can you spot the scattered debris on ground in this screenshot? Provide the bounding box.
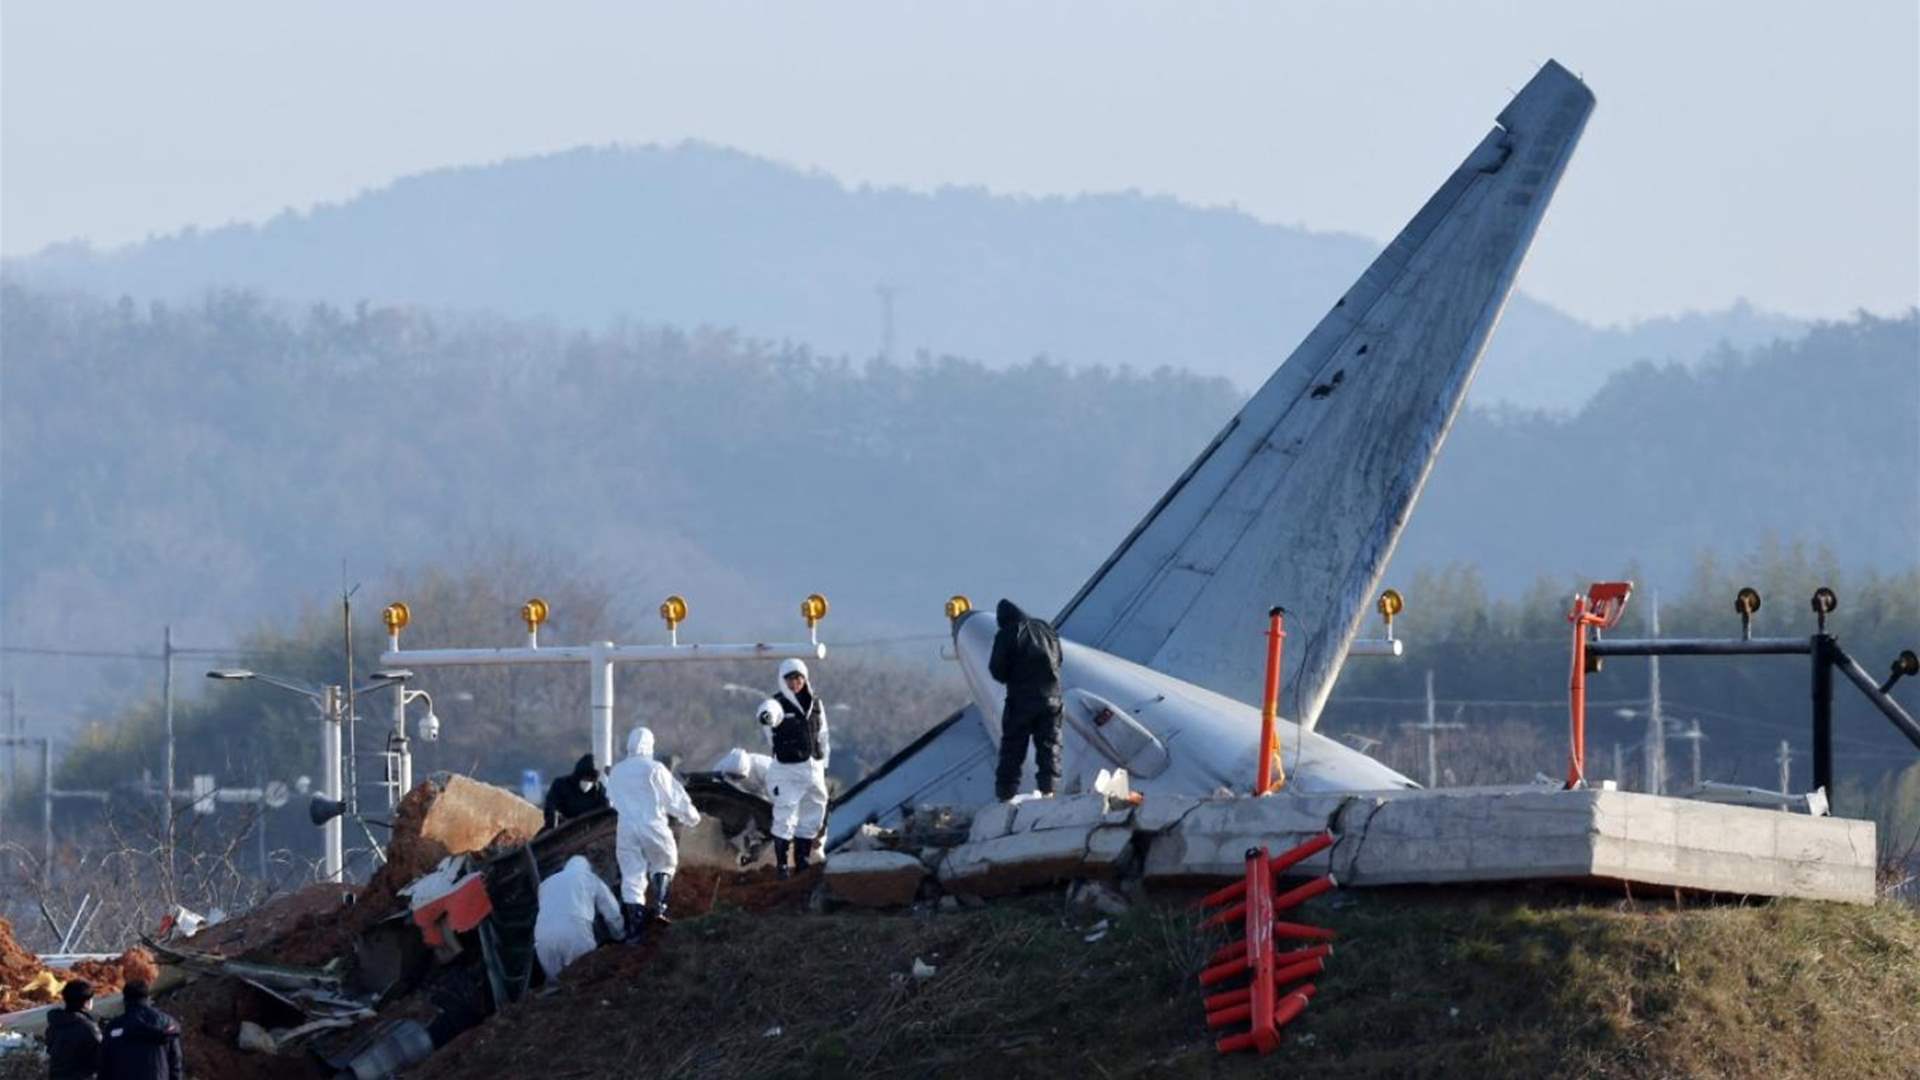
[8,773,1913,1079]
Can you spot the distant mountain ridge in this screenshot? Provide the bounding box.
[4,142,1808,410]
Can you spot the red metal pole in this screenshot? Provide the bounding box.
[1246,847,1275,1053]
[1566,594,1590,788]
[1271,984,1317,1031]
[1206,1003,1253,1030]
[1270,943,1333,967]
[1273,874,1337,913]
[1270,954,1326,988]
[1200,900,1249,932]
[1258,607,1286,794]
[1203,987,1252,1011]
[1269,830,1334,876]
[1272,920,1337,942]
[1215,985,1317,1054]
[1197,876,1248,910]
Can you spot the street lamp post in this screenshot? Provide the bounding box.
[370,667,440,808]
[205,669,399,883]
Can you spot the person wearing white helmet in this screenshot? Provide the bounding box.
[534,854,622,979]
[605,724,701,938]
[759,657,830,878]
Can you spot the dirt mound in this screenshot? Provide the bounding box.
[0,918,55,1012]
[65,948,159,994]
[407,890,1920,1080]
[673,864,822,917]
[0,919,159,1012]
[254,780,462,967]
[163,976,325,1080]
[182,883,356,960]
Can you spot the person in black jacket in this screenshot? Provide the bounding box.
[988,599,1064,801]
[542,753,609,830]
[97,981,182,1080]
[45,979,100,1080]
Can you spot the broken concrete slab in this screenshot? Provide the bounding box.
[418,775,544,855]
[967,802,1016,843]
[1140,787,1878,905]
[1133,793,1206,834]
[940,824,1134,897]
[1140,792,1351,880]
[825,851,927,908]
[1008,793,1134,834]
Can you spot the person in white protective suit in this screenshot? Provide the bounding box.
[605,725,701,938]
[759,657,830,879]
[533,855,622,979]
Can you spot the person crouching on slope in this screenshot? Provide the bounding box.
[534,854,623,980]
[759,657,830,879]
[606,725,701,939]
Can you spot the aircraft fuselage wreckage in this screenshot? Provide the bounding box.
[833,60,1595,845]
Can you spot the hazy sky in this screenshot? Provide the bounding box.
[3,1,1915,326]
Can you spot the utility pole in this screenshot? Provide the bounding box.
[0,735,56,888]
[40,740,51,889]
[1645,593,1666,795]
[1613,742,1626,790]
[1668,718,1706,789]
[163,624,176,880]
[1401,670,1465,788]
[1776,740,1793,795]
[320,685,344,882]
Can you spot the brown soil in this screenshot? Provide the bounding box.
[675,863,822,917]
[0,917,56,1012]
[66,947,159,994]
[163,976,326,1080]
[0,918,159,1012]
[182,883,357,960]
[251,780,454,968]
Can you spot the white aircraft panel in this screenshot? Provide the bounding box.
[1056,61,1593,730]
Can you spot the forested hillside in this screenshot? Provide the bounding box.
[4,286,1910,692]
[3,143,1809,409]
[6,281,1911,844]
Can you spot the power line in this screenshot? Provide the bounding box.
[3,644,276,661]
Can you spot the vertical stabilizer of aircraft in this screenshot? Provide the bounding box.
[832,61,1594,842]
[1056,60,1592,730]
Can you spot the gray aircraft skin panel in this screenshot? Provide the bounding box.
[831,61,1592,842]
[1055,60,1593,731]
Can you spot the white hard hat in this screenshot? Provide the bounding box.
[756,698,783,725]
[778,657,810,683]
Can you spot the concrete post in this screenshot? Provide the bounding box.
[321,686,344,882]
[390,680,412,805]
[1423,670,1438,789]
[40,739,52,890]
[591,642,615,769]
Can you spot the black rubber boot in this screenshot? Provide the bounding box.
[773,837,791,880]
[793,837,814,872]
[620,902,645,943]
[649,872,675,926]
